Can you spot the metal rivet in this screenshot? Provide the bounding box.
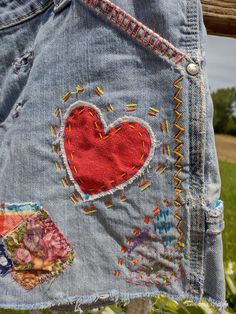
[186,63,199,76]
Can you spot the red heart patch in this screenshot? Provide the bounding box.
[60,101,156,201]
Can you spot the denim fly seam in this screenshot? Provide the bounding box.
[183,0,225,308]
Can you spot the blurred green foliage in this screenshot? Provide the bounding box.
[212,88,236,135]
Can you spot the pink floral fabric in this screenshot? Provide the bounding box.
[3,208,75,290]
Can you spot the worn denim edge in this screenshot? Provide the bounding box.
[0,289,228,312]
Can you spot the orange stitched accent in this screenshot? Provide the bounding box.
[114,270,121,277]
[132,258,139,266]
[114,127,122,134]
[120,192,127,202]
[50,125,57,136]
[78,108,86,114]
[54,162,62,171]
[62,91,72,102]
[75,85,85,93]
[139,153,144,161]
[54,107,61,117]
[152,206,160,216]
[133,227,141,236]
[106,103,114,112]
[61,178,69,188]
[52,144,59,154]
[95,86,104,96]
[77,178,84,184]
[126,237,133,244]
[70,192,80,204]
[173,76,185,249]
[144,216,151,224]
[121,246,128,253]
[102,135,109,140]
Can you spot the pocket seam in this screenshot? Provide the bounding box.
[83,0,193,68]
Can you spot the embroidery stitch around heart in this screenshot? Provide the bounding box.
[59,101,157,202]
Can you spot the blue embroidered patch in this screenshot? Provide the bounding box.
[0,240,13,277]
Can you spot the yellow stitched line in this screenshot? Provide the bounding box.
[173,76,185,249]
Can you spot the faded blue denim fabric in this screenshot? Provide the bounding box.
[0,0,226,312]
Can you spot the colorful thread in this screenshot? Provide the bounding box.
[83,0,189,65]
[59,101,156,202]
[106,103,114,112]
[173,76,185,249]
[95,86,104,96]
[138,179,151,191]
[148,107,160,117]
[125,104,138,112]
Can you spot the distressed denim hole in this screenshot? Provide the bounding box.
[12,50,34,75]
[12,102,24,119]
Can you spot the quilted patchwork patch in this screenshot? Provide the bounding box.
[0,202,40,237]
[60,101,156,201]
[3,208,75,290]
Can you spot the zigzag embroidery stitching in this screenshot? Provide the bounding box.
[173,76,185,250]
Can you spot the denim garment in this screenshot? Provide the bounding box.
[0,0,226,311]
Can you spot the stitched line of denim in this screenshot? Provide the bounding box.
[81,0,193,68]
[182,0,199,52]
[0,0,53,30]
[186,0,207,298]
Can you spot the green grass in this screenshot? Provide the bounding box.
[220,161,236,262]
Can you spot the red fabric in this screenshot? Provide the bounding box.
[64,106,152,197]
[0,213,34,237]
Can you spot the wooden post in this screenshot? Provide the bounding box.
[201,0,236,37]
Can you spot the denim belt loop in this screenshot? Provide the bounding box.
[53,0,71,13]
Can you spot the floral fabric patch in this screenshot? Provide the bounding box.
[0,240,13,277]
[60,101,156,201]
[0,202,40,237]
[3,208,75,290]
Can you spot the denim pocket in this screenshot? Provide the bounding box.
[82,0,192,69]
[204,200,226,305]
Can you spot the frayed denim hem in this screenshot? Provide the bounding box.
[0,289,227,313]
